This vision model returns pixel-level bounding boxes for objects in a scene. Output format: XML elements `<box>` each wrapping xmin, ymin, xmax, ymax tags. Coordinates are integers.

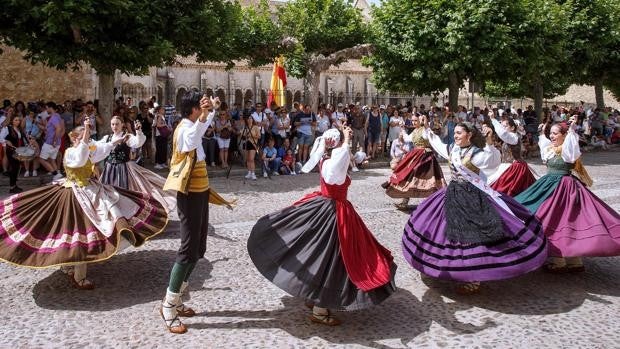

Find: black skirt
<box><xmin>247</xmin><ymin>196</ymin><xmax>397</xmax><ymax>311</ymax></box>
<box><xmin>100</xmin><ymin>162</ymin><xmax>129</xmax><ymax>189</ymax></box>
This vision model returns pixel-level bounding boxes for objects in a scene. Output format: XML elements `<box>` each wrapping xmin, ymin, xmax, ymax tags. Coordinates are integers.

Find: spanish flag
<box><xmin>267</xmin><ymin>56</ymin><xmax>287</xmax><ymax>108</ymax></box>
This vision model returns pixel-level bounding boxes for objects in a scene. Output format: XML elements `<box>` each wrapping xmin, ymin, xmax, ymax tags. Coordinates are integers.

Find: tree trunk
<box><xmin>533</xmin><ymin>80</ymin><xmax>544</xmax><ymax>122</ymax></box>
<box><xmin>98</xmin><ymin>72</ymin><xmax>114</xmax><ymax>135</ymax></box>
<box><xmin>448</xmin><ymin>72</ymin><xmax>459</xmax><ymax>112</ymax></box>
<box><xmin>594</xmin><ymin>81</ymin><xmax>605</xmax><ymax>108</ymax></box>
<box><xmin>306</xmin><ymin>69</ymin><xmax>321</xmax><ymax>112</ymax></box>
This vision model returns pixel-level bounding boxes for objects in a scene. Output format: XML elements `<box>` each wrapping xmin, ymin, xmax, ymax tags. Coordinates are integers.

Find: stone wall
<box><xmin>0</xmin><ymin>46</ymin><xmax>96</xmax><ymax>103</ymax></box>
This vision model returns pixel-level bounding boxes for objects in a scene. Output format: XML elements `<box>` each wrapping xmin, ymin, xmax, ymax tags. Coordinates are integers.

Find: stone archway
<box><xmin>176</xmin><ymin>87</ymin><xmax>188</xmax><ymax>109</ymax></box>
<box><xmin>285</xmin><ymin>90</ymin><xmax>293</xmax><ymax>110</ymax></box>
<box><xmin>234</xmin><ymin>89</ymin><xmax>243</xmax><ymax>107</ymax></box>
<box><xmin>244</xmin><ymin>89</ymin><xmax>254</xmax><ymax>104</ymax></box>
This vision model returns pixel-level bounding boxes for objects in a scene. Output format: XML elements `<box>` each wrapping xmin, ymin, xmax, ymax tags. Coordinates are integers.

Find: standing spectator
<box><xmin>21</xmin><ymin>110</ymin><xmax>41</xmax><ymax>177</ymax></box>
<box><xmin>75</xmin><ymin>101</ymin><xmax>103</xmax><ymax>140</ymax></box>
<box><xmin>38</xmin><ymin>102</ymin><xmax>64</xmax><ymax>180</ymax></box>
<box><xmin>0</xmin><ymin>115</ymin><xmax>28</xmax><ymax>193</ymax></box>
<box><xmin>350</xmin><ymin>105</ymin><xmax>368</xmax><ymax>158</ymax></box>
<box><xmin>251</xmin><ymin>102</ymin><xmax>269</xmax><ymax>147</ymax></box>
<box><xmin>214</xmin><ymin>109</ymin><xmax>232</xmax><ymax>168</ymax></box>
<box><xmin>444</xmin><ymin>113</ymin><xmax>456</xmax><ymax>145</ymax></box>
<box><xmin>202</xmin><ymin>122</ymin><xmax>218</xmax><ymax>167</ymax></box>
<box><xmin>261</xmin><ymin>137</ymin><xmax>281</xmax><ymax>177</ymax></box>
<box><xmin>153</xmin><ymin>106</ymin><xmax>171</xmax><ymax>169</ymax></box>
<box><xmin>331</xmin><ymin>103</ymin><xmax>347</xmax><ymax>130</ymax></box>
<box><xmin>388</xmin><ymin>109</ymin><xmax>404</xmax><ymax>145</ymax></box>
<box><xmin>294</xmin><ymin>104</ymin><xmax>317</xmax><ymax>165</ymax></box>
<box><xmin>315</xmin><ymin>107</ymin><xmax>331</xmax><ymax>137</ymax></box>
<box><xmin>242</xmin><ymin>116</ymin><xmax>261</xmax><ymax>180</ymax></box>
<box><xmin>136</xmin><ymin>102</ymin><xmax>154</xmax><ymax>164</ymax></box>
<box><xmin>61</xmin><ymin>100</ymin><xmax>75</xmax><ymax>131</ymax></box>
<box><xmin>164</xmin><ymin>100</ymin><xmax>176</xmax><ymax>127</ymax></box>
<box><xmin>367</xmin><ymin>106</ymin><xmax>382</xmax><ymax>159</ymax></box>
<box><xmin>273</xmin><ymin>107</ymin><xmax>290</xmax><ymax>147</ymax></box>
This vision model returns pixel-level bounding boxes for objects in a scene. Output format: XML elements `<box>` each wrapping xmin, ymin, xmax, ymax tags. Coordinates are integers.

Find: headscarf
<box><xmin>301</xmin><ymin>128</ymin><xmax>341</xmax><ymax>173</ymax></box>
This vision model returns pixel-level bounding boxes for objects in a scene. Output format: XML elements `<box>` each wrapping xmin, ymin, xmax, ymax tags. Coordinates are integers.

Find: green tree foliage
<box><xmin>276</xmin><ymin>0</ymin><xmax>370</xmax><ymax>110</ymax></box>
<box><xmin>482</xmin><ymin>0</ymin><xmax>571</xmax><ymax>117</ymax></box>
<box><xmin>0</xmin><ymin>0</ymin><xmax>282</xmax><ymax>128</ymax></box>
<box><xmin>562</xmin><ymin>0</ymin><xmax>620</xmax><ymax>107</ymax></box>
<box><xmin>369</xmin><ymin>0</ymin><xmax>519</xmax><ymax>110</ymax></box>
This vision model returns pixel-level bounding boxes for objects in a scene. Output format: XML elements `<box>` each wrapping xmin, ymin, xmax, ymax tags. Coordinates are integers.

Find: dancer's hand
<box><xmin>342</xmin><ymin>126</ymin><xmax>353</xmax><ymax>143</ymax></box>
<box><xmin>482</xmin><ymin>125</ymin><xmax>494</xmax><ymax>145</ymax></box>
<box><xmin>83</xmin><ymin>117</ymin><xmax>91</xmax><ymax>130</ymax></box>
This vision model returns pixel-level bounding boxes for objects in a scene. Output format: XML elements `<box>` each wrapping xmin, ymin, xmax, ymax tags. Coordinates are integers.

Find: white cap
<box><xmin>337</xmin><ymin>103</ymin><xmax>344</xmax><ymax>107</ymax></box>
<box><xmin>379</xmin><ymin>105</ymin><xmax>386</xmax><ymax>109</ymax></box>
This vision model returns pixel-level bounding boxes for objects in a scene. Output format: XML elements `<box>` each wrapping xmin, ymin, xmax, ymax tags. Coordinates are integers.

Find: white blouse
<box><xmin>321</xmin><ymin>144</ymin><xmax>350</xmax><ymax>185</ymax></box>
<box><xmin>491</xmin><ymin>119</ymin><xmax>519</xmax><ymax>145</ymax></box>
<box><xmin>425</xmin><ymin>128</ymin><xmax>500</xmax><ymax>179</ymax></box>
<box><xmin>175</xmin><ymin>112</ymin><xmax>215</xmax><ymax>161</ymax></box>
<box><xmin>64</xmin><ymin>140</ymin><xmax>115</xmax><ymax>168</ymax></box>
<box><xmin>538</xmin><ymin>126</ymin><xmax>581</xmax><ymax>163</ymax></box>
<box><xmin>99</xmin><ymin>130</ymin><xmax>146</xmax><ymax>149</ymax></box>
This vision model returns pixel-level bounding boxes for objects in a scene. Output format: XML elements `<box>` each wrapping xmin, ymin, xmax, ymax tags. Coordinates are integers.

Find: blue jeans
<box><xmin>297</xmin><ymin>132</ymin><xmax>314</xmax><ymax>145</ymax></box>
<box><xmin>263</xmin><ymin>157</ymin><xmax>282</xmax><ymax>174</ymax></box>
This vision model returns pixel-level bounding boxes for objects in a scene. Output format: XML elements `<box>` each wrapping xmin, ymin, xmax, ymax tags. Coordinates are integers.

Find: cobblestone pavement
<box><xmin>0</xmin><ymin>149</ymin><xmax>619</xmax><ymax>348</ymax></box>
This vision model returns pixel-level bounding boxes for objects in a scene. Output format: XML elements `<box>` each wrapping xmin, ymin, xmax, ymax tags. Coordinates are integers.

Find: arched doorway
<box><xmin>216</xmin><ymin>88</ymin><xmax>226</xmax><ymax>106</ymax></box>
<box><xmin>293</xmin><ymin>91</ymin><xmax>302</xmax><ymax>103</ymax></box>
<box><xmin>234</xmin><ymin>89</ymin><xmax>243</xmax><ymax>107</ymax></box>
<box><xmin>244</xmin><ymin>89</ymin><xmax>254</xmax><ymax>105</ymax></box>
<box><xmin>176</xmin><ymin>87</ymin><xmax>188</xmax><ymax>109</ymax></box>
<box><xmin>205</xmin><ymin>88</ymin><xmax>214</xmax><ymax>98</ymax></box>
<box><xmin>286</xmin><ymin>90</ymin><xmax>293</xmax><ymax>110</ymax></box>
<box><xmin>337</xmin><ymin>92</ymin><xmax>344</xmax><ymax>105</ymax></box>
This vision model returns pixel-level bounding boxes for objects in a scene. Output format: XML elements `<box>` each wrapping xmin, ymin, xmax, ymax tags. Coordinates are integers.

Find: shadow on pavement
<box><xmin>190</xmin><ymin>289</ymin><xmax>496</xmax><ymax>348</ymax></box>
<box><xmin>152</xmin><ymin>222</ymin><xmax>238</xmax><ymax>243</ymax></box>
<box><xmin>420</xmin><ymin>257</ymin><xmax>620</xmax><ymax>315</ymax></box>
<box><xmin>32</xmin><ymin>250</ymin><xmax>228</xmax><ymax>311</ymax></box>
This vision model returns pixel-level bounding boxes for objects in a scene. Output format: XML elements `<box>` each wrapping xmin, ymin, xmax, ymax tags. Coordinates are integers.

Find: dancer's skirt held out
<box><xmin>515</xmin><ymin>174</ymin><xmax>620</xmax><ymax>257</ymax></box>
<box><xmin>101</xmin><ymin>161</ymin><xmax>176</xmax><ymax>214</ymax></box>
<box><xmin>0</xmin><ymin>182</ymin><xmax>168</xmax><ymax>268</ymax></box>
<box><xmin>385</xmin><ymin>148</ymin><xmax>445</xmax><ymax>199</ymax></box>
<box><xmin>489</xmin><ymin>160</ymin><xmax>537</xmax><ymax>197</ymax></box>
<box><xmin>248</xmin><ymin>181</ymin><xmax>396</xmax><ymax>311</ymax></box>
<box><xmin>402</xmin><ymin>180</ymin><xmax>547</xmax><ymax>282</ymax></box>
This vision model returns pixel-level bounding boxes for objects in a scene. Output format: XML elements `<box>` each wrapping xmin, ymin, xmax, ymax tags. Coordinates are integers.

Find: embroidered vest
<box><xmin>64</xmin><ymin>159</ymin><xmax>94</xmax><ymax>187</ymax></box>
<box><xmin>163</xmin><ymin>122</ymin><xmax>209</xmax><ymax>193</ymax></box>
<box><xmin>448</xmin><ymin>145</ymin><xmax>482</xmax><ymax>181</ymax></box>
<box><xmin>105</xmin><ymin>134</ymin><xmax>131</xmax><ymax>164</ymax></box>
<box><xmin>411</xmin><ymin>127</ymin><xmax>431</xmax><ymax>149</ymax></box>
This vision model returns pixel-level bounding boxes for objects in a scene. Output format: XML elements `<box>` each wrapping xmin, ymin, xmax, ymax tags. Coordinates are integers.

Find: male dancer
<box><xmin>160</xmin><ymin>90</ymin><xmax>234</xmax><ymax>334</ymax></box>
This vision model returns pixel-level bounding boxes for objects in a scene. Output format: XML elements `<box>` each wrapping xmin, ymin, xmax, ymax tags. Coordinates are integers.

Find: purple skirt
<box><xmin>402</xmin><ymin>184</ymin><xmax>548</xmax><ymax>282</ymax></box>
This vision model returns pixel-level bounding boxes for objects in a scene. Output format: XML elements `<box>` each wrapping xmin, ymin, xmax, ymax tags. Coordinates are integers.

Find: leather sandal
<box><xmin>160</xmin><ymin>305</ymin><xmax>187</xmax><ymax>334</ymax></box>
<box><xmin>69</xmin><ymin>275</ymin><xmax>95</xmax><ymax>290</ymax></box>
<box><xmin>309</xmin><ymin>311</ymin><xmax>341</xmax><ymax>326</ymax></box>
<box><xmin>455</xmin><ymin>282</ymin><xmax>480</xmax><ymax>295</ymax></box>
<box><xmin>543</xmin><ymin>263</ymin><xmax>569</xmax><ymax>274</ymax></box>
<box><xmin>566</xmin><ymin>265</ymin><xmax>585</xmax><ymax>273</ymax></box>
<box><xmin>304</xmin><ymin>301</ymin><xmax>314</xmax><ymax>310</ymax></box>
<box><xmin>176</xmin><ymin>303</ymin><xmax>196</xmax><ymax>317</ymax></box>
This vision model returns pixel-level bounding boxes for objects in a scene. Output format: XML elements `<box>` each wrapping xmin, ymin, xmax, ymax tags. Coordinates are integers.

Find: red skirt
<box><xmin>385</xmin><ymin>148</ymin><xmax>445</xmax><ymax>198</ymax></box>
<box><xmin>491</xmin><ymin>161</ymin><xmax>536</xmax><ymax>197</ymax></box>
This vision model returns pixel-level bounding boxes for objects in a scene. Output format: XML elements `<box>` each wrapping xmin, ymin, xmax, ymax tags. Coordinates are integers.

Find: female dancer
<box><xmin>487</xmin><ymin>117</ymin><xmax>537</xmax><ymax>196</ymax></box>
<box><xmin>248</xmin><ymin>127</ymin><xmax>396</xmax><ymax>326</ymax></box>
<box><xmin>99</xmin><ymin>116</ymin><xmax>175</xmax><ymax>214</ymax></box>
<box><xmin>515</xmin><ymin>117</ymin><xmax>620</xmax><ymax>272</ymax></box>
<box><xmin>383</xmin><ymin>114</ymin><xmax>445</xmax><ymax>209</ymax></box>
<box><xmin>401</xmin><ymin>119</ymin><xmax>547</xmax><ymax>294</ymax></box>
<box><xmin>0</xmin><ymin>118</ymin><xmax>168</xmax><ymax>289</ymax></box>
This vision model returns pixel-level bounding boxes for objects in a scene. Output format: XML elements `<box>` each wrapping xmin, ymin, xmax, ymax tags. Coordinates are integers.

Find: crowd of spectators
<box><xmin>1</xmin><ymin>95</ymin><xmax>618</xmax><ymax>189</ymax></box>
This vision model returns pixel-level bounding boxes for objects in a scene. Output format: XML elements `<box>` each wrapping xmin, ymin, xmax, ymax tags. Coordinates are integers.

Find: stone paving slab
<box><xmin>0</xmin><ymin>149</ymin><xmax>619</xmax><ymax>348</ymax></box>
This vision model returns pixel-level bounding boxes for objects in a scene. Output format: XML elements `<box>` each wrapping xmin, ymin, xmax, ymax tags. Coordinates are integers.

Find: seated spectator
<box><xmin>590</xmin><ymin>134</ymin><xmax>608</xmax><ymax>150</ymax></box>
<box><xmin>262</xmin><ymin>138</ymin><xmax>280</xmax><ymax>177</ymax></box>
<box><xmin>280</xmin><ymin>149</ymin><xmax>296</xmax><ymax>175</ymax></box>
<box><xmin>389</xmin><ymin>131</ymin><xmax>412</xmax><ymax>170</ymax></box>
<box><xmin>352</xmin><ymin>148</ymin><xmax>369</xmax><ymax>171</ymax></box>
<box><xmin>611</xmin><ymin>126</ymin><xmax>620</xmax><ymax>144</ymax></box>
